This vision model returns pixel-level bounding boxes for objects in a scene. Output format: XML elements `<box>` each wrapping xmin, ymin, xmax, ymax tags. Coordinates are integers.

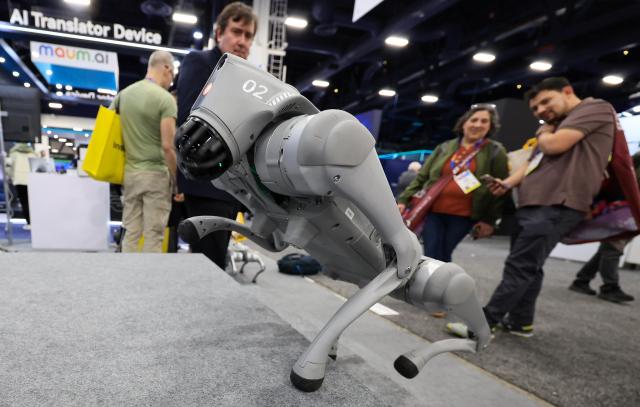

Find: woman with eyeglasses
<box><xmin>397</xmin><ymin>105</ymin><xmax>509</xmax><ymax>263</ymax></box>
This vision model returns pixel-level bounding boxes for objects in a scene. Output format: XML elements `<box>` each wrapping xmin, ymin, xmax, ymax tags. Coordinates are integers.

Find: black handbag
<box><xmin>277</xmin><ymin>253</ymin><xmax>322</xmax><ymax>275</ymax></box>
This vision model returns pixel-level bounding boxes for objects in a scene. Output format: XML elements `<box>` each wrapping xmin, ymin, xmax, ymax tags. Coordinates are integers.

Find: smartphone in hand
<box><xmin>480</xmin><ymin>174</ymin><xmax>496</xmax><ymax>184</ymax></box>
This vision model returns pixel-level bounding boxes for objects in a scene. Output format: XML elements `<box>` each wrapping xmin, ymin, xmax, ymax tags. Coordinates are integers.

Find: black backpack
<box><xmin>277</xmin><ymin>253</ymin><xmax>322</xmax><ymax>275</ymax></box>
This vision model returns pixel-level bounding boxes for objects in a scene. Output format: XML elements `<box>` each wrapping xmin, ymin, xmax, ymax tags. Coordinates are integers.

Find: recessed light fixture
<box><xmin>49</xmin><ymin>102</ymin><xmax>63</xmax><ymax>109</ymax></box>
<box><xmin>45</xmin><ymin>69</ymin><xmax>53</xmax><ymax>75</ymax></box>
<box><xmin>623</xmin><ymin>50</ymin><xmax>629</xmax><ymax>56</ymax></box>
<box><xmin>56</xmin><ymin>83</ymin><xmax>62</xmax><ymax>89</ymax></box>
<box><xmin>385</xmin><ymin>36</ymin><xmax>409</xmax><ymax>47</ymax></box>
<box><xmin>23</xmin><ymin>82</ymin><xmax>31</xmax><ymax>88</ymax></box>
<box><xmin>65</xmin><ymin>85</ymin><xmax>73</xmax><ymax>90</ymax></box>
<box><xmin>58</xmin><ymin>138</ymin><xmax>68</xmax><ymax>142</ymax></box>
<box><xmin>65</xmin><ymin>142</ymin><xmax>74</xmax><ymax>146</ymax></box>
<box><xmin>516</xmin><ymin>84</ymin><xmax>522</xmax><ymax>89</ymax></box>
<box><xmin>379</xmin><ymin>89</ymin><xmax>396</xmax><ymax>97</ymax></box>
<box><xmin>473</xmin><ymin>52</ymin><xmax>496</xmax><ymax>63</ymax></box>
<box><xmin>530</xmin><ymin>61</ymin><xmax>552</xmax><ymax>71</ymax></box>
<box><xmin>51</xmin><ymin>149</ymin><xmax>59</xmax><ymax>153</ymax></box>
<box><xmin>12</xmin><ymin>71</ymin><xmax>19</xmax><ymax>77</ymax></box>
<box><xmin>56</xmin><ymin>91</ymin><xmax>63</xmax><ymax>96</ymax></box>
<box><xmin>64</xmin><ymin>0</ymin><xmax>91</xmax><ymax>5</ymax></box>
<box><xmin>421</xmin><ymin>94</ymin><xmax>438</xmax><ymax>103</ymax></box>
<box><xmin>602</xmin><ymin>75</ymin><xmax>623</xmax><ymax>85</ymax></box>
<box><xmin>193</xmin><ymin>31</ymin><xmax>203</xmax><ymax>40</ymax></box>
<box><xmin>312</xmin><ymin>79</ymin><xmax>330</xmax><ymax>88</ymax></box>
<box><xmin>285</xmin><ymin>17</ymin><xmax>308</xmax><ymax>29</ymax></box>
<box><xmin>172</xmin><ymin>12</ymin><xmax>198</xmax><ymax>24</ymax></box>
<box><xmin>0</xmin><ymin>57</ymin><xmax>5</xmax><ymax>63</ymax></box>
<box><xmin>333</xmin><ymin>88</ymin><xmax>339</xmax><ymax>94</ymax></box>
<box><xmin>46</xmin><ymin>130</ymin><xmax>52</xmax><ymax>135</ymax></box>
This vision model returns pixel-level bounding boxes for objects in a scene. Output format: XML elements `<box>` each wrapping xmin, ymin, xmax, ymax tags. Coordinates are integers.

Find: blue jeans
<box><xmin>422</xmin><ymin>212</ymin><xmax>475</xmax><ymax>262</ymax></box>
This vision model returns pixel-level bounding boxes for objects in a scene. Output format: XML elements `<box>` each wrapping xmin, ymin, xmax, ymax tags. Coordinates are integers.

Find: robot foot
<box><xmin>393</xmin><ymin>355</ymin><xmax>419</xmax><ymax>379</ymax></box>
<box><xmin>290</xmin><ymin>369</ymin><xmax>324</xmax><ymax>392</ymax></box>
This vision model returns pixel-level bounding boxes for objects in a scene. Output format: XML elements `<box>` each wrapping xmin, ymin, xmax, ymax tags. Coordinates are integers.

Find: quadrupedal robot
<box><xmin>175</xmin><ymin>53</ymin><xmax>491</xmax><ymax>392</ymax></box>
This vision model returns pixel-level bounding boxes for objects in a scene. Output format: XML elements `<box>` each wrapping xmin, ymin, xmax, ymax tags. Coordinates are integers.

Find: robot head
<box><xmin>175</xmin><ymin>53</ymin><xmax>318</xmax><ymax>180</ymax></box>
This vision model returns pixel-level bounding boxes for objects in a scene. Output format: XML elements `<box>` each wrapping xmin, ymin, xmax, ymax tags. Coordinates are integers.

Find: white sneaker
<box><xmin>22</xmin><ymin>224</ymin><xmax>31</xmax><ymax>230</ymax></box>
<box><xmin>445</xmin><ymin>322</ymin><xmax>470</xmax><ymax>338</ymax></box>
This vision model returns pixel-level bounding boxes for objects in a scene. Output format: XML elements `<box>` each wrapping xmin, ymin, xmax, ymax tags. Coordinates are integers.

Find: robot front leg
<box><xmin>290</xmin><ymin>265</ymin><xmax>409</xmax><ymax>392</ymax></box>
<box><xmin>393</xmin><ymin>258</ymin><xmax>491</xmax><ymax>378</ymax></box>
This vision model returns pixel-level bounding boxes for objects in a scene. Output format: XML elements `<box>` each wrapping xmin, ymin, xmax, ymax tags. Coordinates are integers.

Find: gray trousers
<box><xmin>575</xmin><ymin>240</ymin><xmax>626</xmax><ymax>288</ymax></box>
<box><xmin>484</xmin><ymin>205</ymin><xmax>585</xmax><ymax>326</ymax></box>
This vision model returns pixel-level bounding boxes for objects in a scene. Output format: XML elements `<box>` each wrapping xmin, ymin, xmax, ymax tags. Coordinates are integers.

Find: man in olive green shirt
<box><xmin>112</xmin><ymin>50</ymin><xmax>177</xmax><ymax>252</ymax></box>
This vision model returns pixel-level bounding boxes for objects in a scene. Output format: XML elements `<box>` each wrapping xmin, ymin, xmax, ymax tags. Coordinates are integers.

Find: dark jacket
<box><xmin>397</xmin><ymin>138</ymin><xmax>509</xmax><ymax>225</ymax></box>
<box><xmin>176</xmin><ymin>47</ymin><xmax>236</xmax><ymax>202</ymax></box>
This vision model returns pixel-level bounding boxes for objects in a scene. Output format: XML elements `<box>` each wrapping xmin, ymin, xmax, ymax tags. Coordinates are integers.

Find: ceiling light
<box><xmin>97</xmin><ymin>88</ymin><xmax>117</xmax><ymax>95</ymax></box>
<box><xmin>45</xmin><ymin>69</ymin><xmax>53</xmax><ymax>75</ymax></box>
<box><xmin>12</xmin><ymin>71</ymin><xmax>19</xmax><ymax>77</ymax></box>
<box><xmin>333</xmin><ymin>88</ymin><xmax>339</xmax><ymax>93</ymax></box>
<box><xmin>56</xmin><ymin>83</ymin><xmax>62</xmax><ymax>89</ymax></box>
<box><xmin>385</xmin><ymin>36</ymin><xmax>409</xmax><ymax>47</ymax></box>
<box><xmin>312</xmin><ymin>79</ymin><xmax>329</xmax><ymax>88</ymax></box>
<box><xmin>46</xmin><ymin>130</ymin><xmax>52</xmax><ymax>135</ymax></box>
<box><xmin>65</xmin><ymin>142</ymin><xmax>74</xmax><ymax>146</ymax></box>
<box><xmin>49</xmin><ymin>102</ymin><xmax>63</xmax><ymax>109</ymax></box>
<box><xmin>23</xmin><ymin>82</ymin><xmax>31</xmax><ymax>88</ymax></box>
<box><xmin>602</xmin><ymin>75</ymin><xmax>623</xmax><ymax>86</ymax></box>
<box><xmin>64</xmin><ymin>0</ymin><xmax>91</xmax><ymax>5</ymax></box>
<box><xmin>51</xmin><ymin>149</ymin><xmax>59</xmax><ymax>153</ymax></box>
<box><xmin>285</xmin><ymin>17</ymin><xmax>308</xmax><ymax>29</ymax></box>
<box><xmin>0</xmin><ymin>57</ymin><xmax>5</xmax><ymax>63</ymax></box>
<box><xmin>539</xmin><ymin>120</ymin><xmax>545</xmax><ymax>124</ymax></box>
<box><xmin>65</xmin><ymin>85</ymin><xmax>73</xmax><ymax>90</ymax></box>
<box><xmin>516</xmin><ymin>84</ymin><xmax>522</xmax><ymax>89</ymax></box>
<box><xmin>473</xmin><ymin>52</ymin><xmax>496</xmax><ymax>63</ymax></box>
<box><xmin>172</xmin><ymin>12</ymin><xmax>198</xmax><ymax>25</ymax></box>
<box><xmin>379</xmin><ymin>89</ymin><xmax>396</xmax><ymax>97</ymax></box>
<box><xmin>633</xmin><ymin>105</ymin><xmax>640</xmax><ymax>113</ymax></box>
<box><xmin>193</xmin><ymin>31</ymin><xmax>203</xmax><ymax>40</ymax></box>
<box><xmin>421</xmin><ymin>94</ymin><xmax>438</xmax><ymax>103</ymax></box>
<box><xmin>530</xmin><ymin>61</ymin><xmax>552</xmax><ymax>71</ymax></box>
<box><xmin>56</xmin><ymin>91</ymin><xmax>63</xmax><ymax>96</ymax></box>
<box><xmin>53</xmin><ymin>135</ymin><xmax>58</xmax><ymax>138</ymax></box>
<box><xmin>623</xmin><ymin>50</ymin><xmax>629</xmax><ymax>56</ymax></box>
<box><xmin>58</xmin><ymin>138</ymin><xmax>68</xmax><ymax>142</ymax></box>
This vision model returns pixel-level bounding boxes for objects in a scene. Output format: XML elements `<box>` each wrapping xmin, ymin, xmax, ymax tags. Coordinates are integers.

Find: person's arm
<box><xmin>397</xmin><ymin>144</ymin><xmax>443</xmax><ymax>207</ymax></box>
<box><xmin>161</xmin><ymin>116</ymin><xmax>177</xmax><ymax>184</ymax></box>
<box><xmin>487</xmin><ymin>161</ymin><xmax>528</xmax><ymax>196</ymax></box>
<box><xmin>536</xmin><ymin>123</ymin><xmax>585</xmax><ymax>155</ymax></box>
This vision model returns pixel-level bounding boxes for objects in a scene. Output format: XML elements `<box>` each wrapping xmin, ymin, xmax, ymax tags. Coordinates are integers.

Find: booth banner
<box><xmin>30</xmin><ymin>41</ymin><xmax>119</xmax><ymax>92</ymax></box>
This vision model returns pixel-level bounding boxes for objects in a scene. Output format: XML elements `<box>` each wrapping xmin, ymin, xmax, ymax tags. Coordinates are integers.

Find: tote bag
<box><xmin>562</xmin><ymin>111</ymin><xmax>640</xmax><ymax>244</ymax></box>
<box><xmin>82</xmin><ymin>105</ymin><xmax>125</xmax><ymax>184</ymax></box>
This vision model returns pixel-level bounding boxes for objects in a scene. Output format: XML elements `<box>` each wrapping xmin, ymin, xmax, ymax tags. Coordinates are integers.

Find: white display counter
<box><xmin>28</xmin><ymin>172</ymin><xmax>110</xmax><ymax>251</ymax></box>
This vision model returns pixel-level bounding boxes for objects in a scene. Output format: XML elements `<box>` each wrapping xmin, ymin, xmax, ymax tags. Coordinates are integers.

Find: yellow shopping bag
<box><xmin>82</xmin><ymin>105</ymin><xmax>125</xmax><ymax>184</ymax></box>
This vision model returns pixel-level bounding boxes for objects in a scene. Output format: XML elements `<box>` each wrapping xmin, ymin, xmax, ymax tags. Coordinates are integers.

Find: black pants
<box><xmin>575</xmin><ymin>241</ymin><xmax>624</xmax><ymax>288</ymax></box>
<box><xmin>484</xmin><ymin>206</ymin><xmax>584</xmax><ymax>326</ymax></box>
<box><xmin>184</xmin><ymin>194</ymin><xmax>239</xmax><ymax>269</ymax></box>
<box><xmin>15</xmin><ymin>185</ymin><xmax>30</xmax><ymax>224</ymax></box>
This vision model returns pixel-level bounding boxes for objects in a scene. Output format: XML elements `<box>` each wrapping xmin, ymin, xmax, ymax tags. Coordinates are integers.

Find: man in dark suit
<box><xmin>176</xmin><ymin>2</ymin><xmax>258</xmax><ymax>268</ymax></box>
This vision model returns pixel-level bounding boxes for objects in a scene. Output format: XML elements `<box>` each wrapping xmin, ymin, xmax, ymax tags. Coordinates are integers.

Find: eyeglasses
<box><xmin>470</xmin><ymin>103</ymin><xmax>497</xmax><ymax>111</ymax></box>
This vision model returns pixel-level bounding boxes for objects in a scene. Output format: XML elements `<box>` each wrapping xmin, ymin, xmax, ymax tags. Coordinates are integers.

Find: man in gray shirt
<box><xmin>480</xmin><ymin>77</ymin><xmax>615</xmax><ymax>337</ymax></box>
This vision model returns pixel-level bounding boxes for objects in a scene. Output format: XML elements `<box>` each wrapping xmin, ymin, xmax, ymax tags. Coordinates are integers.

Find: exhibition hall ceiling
<box><xmin>0</xmin><ymin>0</ymin><xmax>639</xmax><ymax>150</ymax></box>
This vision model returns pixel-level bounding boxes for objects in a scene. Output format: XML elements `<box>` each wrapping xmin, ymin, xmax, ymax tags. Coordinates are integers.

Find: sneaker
<box><xmin>445</xmin><ymin>322</ymin><xmax>497</xmax><ymax>339</ymax></box>
<box><xmin>502</xmin><ymin>320</ymin><xmax>534</xmax><ymax>338</ymax></box>
<box><xmin>569</xmin><ymin>281</ymin><xmax>596</xmax><ymax>296</ymax></box>
<box><xmin>598</xmin><ymin>287</ymin><xmax>634</xmax><ymax>303</ymax></box>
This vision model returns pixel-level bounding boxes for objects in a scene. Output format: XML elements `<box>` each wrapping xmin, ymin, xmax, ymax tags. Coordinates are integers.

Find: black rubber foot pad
<box><xmin>290</xmin><ymin>369</ymin><xmax>324</xmax><ymax>392</ymax></box>
<box><xmin>394</xmin><ymin>355</ymin><xmax>419</xmax><ymax>379</ymax></box>
<box><xmin>177</xmin><ymin>220</ymin><xmax>199</xmax><ymax>244</ymax></box>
